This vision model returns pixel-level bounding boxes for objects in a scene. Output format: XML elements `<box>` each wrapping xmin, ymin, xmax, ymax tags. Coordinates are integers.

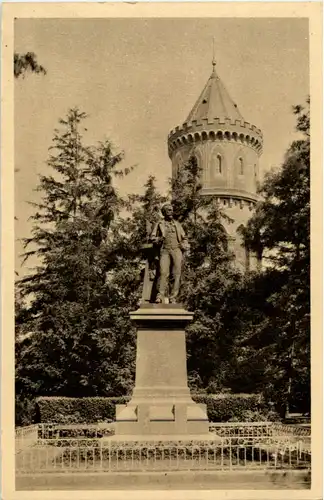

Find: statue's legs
<box><xmin>169</xmin><ymin>248</ymin><xmax>183</xmax><ymax>303</ymax></box>
<box><xmin>157</xmin><ymin>250</ymin><xmax>170</xmax><ymax>302</ymax></box>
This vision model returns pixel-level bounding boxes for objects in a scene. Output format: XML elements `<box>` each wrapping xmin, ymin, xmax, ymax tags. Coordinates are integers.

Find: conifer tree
<box><xmin>16</xmin><ymin>108</ymin><xmax>135</xmax><ymax>407</ymax></box>
<box><xmin>14</xmin><ymin>52</ymin><xmax>46</xmax><ymax>78</ymax></box>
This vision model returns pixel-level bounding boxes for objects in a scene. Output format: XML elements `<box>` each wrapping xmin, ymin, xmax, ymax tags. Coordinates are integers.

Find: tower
<box><xmin>167</xmin><ymin>61</ymin><xmax>263</xmax><ymax>271</ymax></box>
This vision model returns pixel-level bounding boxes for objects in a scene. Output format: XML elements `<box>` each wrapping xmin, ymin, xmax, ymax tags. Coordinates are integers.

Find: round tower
<box><xmin>167</xmin><ymin>62</ymin><xmax>263</xmax><ymax>271</ymax></box>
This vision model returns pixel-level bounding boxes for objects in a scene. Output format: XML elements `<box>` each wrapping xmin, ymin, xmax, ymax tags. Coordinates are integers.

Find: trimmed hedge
<box><xmin>192</xmin><ymin>393</ymin><xmax>268</xmax><ymax>422</ymax></box>
<box><xmin>36</xmin><ymin>396</ymin><xmax>131</xmax><ymax>424</ymax></box>
<box><xmin>36</xmin><ymin>393</ymin><xmax>274</xmax><ymax>424</ymax></box>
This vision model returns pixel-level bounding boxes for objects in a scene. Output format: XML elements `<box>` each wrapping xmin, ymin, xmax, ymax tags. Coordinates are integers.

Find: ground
<box><xmin>16</xmin><ymin>470</ymin><xmax>311</xmax><ymax>490</ymax></box>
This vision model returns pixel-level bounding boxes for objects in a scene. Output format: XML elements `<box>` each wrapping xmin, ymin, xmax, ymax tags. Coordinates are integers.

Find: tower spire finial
<box><xmin>212</xmin><ymin>36</ymin><xmax>216</xmax><ymax>73</ymax></box>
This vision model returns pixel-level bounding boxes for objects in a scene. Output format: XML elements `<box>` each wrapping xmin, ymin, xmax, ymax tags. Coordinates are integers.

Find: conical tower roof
<box><xmin>168</xmin><ymin>61</ymin><xmax>263</xmax><ymax>160</ymax></box>
<box><xmin>186</xmin><ymin>63</ymin><xmax>244</xmax><ymax>123</ymax></box>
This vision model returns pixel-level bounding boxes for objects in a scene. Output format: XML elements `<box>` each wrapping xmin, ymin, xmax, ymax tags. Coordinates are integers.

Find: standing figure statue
<box><xmin>150</xmin><ymin>204</ymin><xmax>189</xmax><ymax>304</ymax></box>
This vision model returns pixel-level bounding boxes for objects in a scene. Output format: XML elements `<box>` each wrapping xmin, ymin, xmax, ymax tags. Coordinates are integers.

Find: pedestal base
<box><xmin>116</xmin><ymin>401</ymin><xmax>209</xmax><ymax>436</ymax></box>
<box><xmin>115</xmin><ymin>305</ymin><xmax>210</xmax><ymax>437</ymax></box>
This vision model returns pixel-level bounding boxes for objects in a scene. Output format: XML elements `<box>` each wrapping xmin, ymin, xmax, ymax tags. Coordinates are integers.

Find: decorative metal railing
<box><xmin>15</xmin><ymin>422</ymin><xmax>311</xmax><ymax>474</ymax></box>
<box><xmin>15</xmin><ymin>424</ymin><xmax>39</xmax><ymax>453</ymax></box>
<box><xmin>16</xmin><ymin>437</ymin><xmax>311</xmax><ymax>473</ymax></box>
<box><xmin>37</xmin><ymin>422</ymin><xmax>115</xmax><ymax>442</ymax></box>
<box><xmin>209</xmin><ymin>422</ymin><xmax>272</xmax><ymax>437</ymax></box>
<box><xmin>209</xmin><ymin>422</ymin><xmax>311</xmax><ymax>437</ymax></box>
<box><xmin>270</xmin><ymin>423</ymin><xmax>311</xmax><ymax>437</ymax></box>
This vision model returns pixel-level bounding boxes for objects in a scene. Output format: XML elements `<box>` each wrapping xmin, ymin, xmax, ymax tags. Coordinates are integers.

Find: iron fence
<box><xmin>15</xmin><ymin>421</ymin><xmax>311</xmax><ymax>474</ymax></box>
<box><xmin>209</xmin><ymin>422</ymin><xmax>272</xmax><ymax>437</ymax></box>
<box><xmin>209</xmin><ymin>422</ymin><xmax>311</xmax><ymax>438</ymax></box>
<box><xmin>37</xmin><ymin>422</ymin><xmax>115</xmax><ymax>442</ymax></box>
<box><xmin>270</xmin><ymin>423</ymin><xmax>311</xmax><ymax>437</ymax></box>
<box><xmin>16</xmin><ymin>436</ymin><xmax>311</xmax><ymax>474</ymax></box>
<box><xmin>35</xmin><ymin>422</ymin><xmax>310</xmax><ymax>440</ymax></box>
<box><xmin>15</xmin><ymin>424</ymin><xmax>39</xmax><ymax>453</ymax></box>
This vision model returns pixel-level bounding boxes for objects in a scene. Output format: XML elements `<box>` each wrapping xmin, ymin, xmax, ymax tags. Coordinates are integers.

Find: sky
<box><xmin>14</xmin><ymin>17</ymin><xmax>309</xmax><ymax>275</ymax></box>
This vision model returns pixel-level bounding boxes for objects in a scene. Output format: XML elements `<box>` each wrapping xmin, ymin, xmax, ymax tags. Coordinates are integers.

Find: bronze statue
<box><xmin>150</xmin><ymin>204</ymin><xmax>189</xmax><ymax>304</ymax></box>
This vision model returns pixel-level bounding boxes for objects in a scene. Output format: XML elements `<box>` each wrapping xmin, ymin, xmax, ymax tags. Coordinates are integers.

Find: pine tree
<box><xmin>16</xmin><ymin>108</ymin><xmax>135</xmax><ymax>406</ymax></box>
<box><xmin>14</xmin><ymin>52</ymin><xmax>46</xmax><ymax>78</ymax></box>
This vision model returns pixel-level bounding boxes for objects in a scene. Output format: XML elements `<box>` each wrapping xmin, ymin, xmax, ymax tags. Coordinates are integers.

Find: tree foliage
<box><xmin>170</xmin><ymin>156</ymin><xmax>243</xmax><ymax>391</ymax></box>
<box><xmin>16</xmin><ymin>99</ymin><xmax>311</xmax><ymax>424</ymax></box>
<box><xmin>16</xmin><ymin>109</ymin><xmax>136</xmax><ymax>418</ymax></box>
<box><xmin>230</xmin><ymin>98</ymin><xmax>310</xmax><ymax>415</ymax></box>
<box><xmin>14</xmin><ymin>52</ymin><xmax>46</xmax><ymax>79</ymax></box>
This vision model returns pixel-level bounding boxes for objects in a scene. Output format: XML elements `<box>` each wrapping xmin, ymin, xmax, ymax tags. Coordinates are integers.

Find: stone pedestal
<box><xmin>115</xmin><ymin>304</ymin><xmax>209</xmax><ymax>437</ymax></box>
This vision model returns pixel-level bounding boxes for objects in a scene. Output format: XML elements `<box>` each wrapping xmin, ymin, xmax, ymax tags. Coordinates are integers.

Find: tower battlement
<box><xmin>168</xmin><ymin>118</ymin><xmax>263</xmax><ymax>157</ymax></box>
<box><xmin>169</xmin><ymin>117</ymin><xmax>263</xmax><ymax>138</ymax></box>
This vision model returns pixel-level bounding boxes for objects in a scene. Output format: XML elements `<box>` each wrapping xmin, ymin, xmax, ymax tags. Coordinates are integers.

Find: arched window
<box><xmin>210</xmin><ymin>149</ymin><xmax>224</xmax><ymax>183</ymax></box>
<box><xmin>239</xmin><ymin>157</ymin><xmax>244</xmax><ymax>175</ymax></box>
<box><xmin>216</xmin><ymin>154</ymin><xmax>222</xmax><ymax>174</ymax></box>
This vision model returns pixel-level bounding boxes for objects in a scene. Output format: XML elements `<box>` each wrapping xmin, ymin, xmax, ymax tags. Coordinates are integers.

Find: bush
<box><xmin>192</xmin><ymin>393</ymin><xmax>274</xmax><ymax>422</ymax></box>
<box><xmin>36</xmin><ymin>396</ymin><xmax>131</xmax><ymax>424</ymax></box>
<box><xmin>36</xmin><ymin>393</ymin><xmax>275</xmax><ymax>424</ymax></box>
<box><xmin>15</xmin><ymin>395</ymin><xmax>36</xmax><ymax>426</ymax></box>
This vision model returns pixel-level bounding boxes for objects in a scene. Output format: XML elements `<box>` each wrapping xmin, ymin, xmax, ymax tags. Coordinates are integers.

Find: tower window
<box><xmin>239</xmin><ymin>157</ymin><xmax>244</xmax><ymax>175</ymax></box>
<box><xmin>217</xmin><ymin>154</ymin><xmax>222</xmax><ymax>174</ymax></box>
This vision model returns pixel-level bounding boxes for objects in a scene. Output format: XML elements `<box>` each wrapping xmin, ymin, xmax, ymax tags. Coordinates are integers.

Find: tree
<box><xmin>14</xmin><ymin>52</ymin><xmax>46</xmax><ymax>79</ymax></box>
<box><xmin>230</xmin><ymin>98</ymin><xmax>310</xmax><ymax>415</ymax></box>
<box><xmin>171</xmin><ymin>155</ymin><xmax>243</xmax><ymax>391</ymax></box>
<box><xmin>121</xmin><ymin>175</ymin><xmax>168</xmax><ymax>258</ymax></box>
<box><xmin>16</xmin><ymin>108</ymin><xmax>135</xmax><ymax>412</ymax></box>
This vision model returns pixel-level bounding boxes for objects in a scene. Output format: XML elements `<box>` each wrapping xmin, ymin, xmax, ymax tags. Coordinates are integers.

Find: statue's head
<box><xmin>161</xmin><ymin>204</ymin><xmax>173</xmax><ymax>220</ymax></box>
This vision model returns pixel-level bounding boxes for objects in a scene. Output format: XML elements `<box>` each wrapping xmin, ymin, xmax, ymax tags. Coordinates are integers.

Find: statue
<box><xmin>150</xmin><ymin>204</ymin><xmax>189</xmax><ymax>304</ymax></box>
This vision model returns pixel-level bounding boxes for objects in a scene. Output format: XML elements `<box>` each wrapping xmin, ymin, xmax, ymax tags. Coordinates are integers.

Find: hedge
<box><xmin>36</xmin><ymin>393</ymin><xmax>274</xmax><ymax>424</ymax></box>
<box><xmin>36</xmin><ymin>396</ymin><xmax>130</xmax><ymax>424</ymax></box>
<box><xmin>192</xmin><ymin>393</ymin><xmax>277</xmax><ymax>422</ymax></box>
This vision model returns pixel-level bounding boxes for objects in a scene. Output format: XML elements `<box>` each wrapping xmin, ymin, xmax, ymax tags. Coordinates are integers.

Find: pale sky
<box><xmin>14</xmin><ymin>18</ymin><xmax>309</xmax><ymax>276</ymax></box>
